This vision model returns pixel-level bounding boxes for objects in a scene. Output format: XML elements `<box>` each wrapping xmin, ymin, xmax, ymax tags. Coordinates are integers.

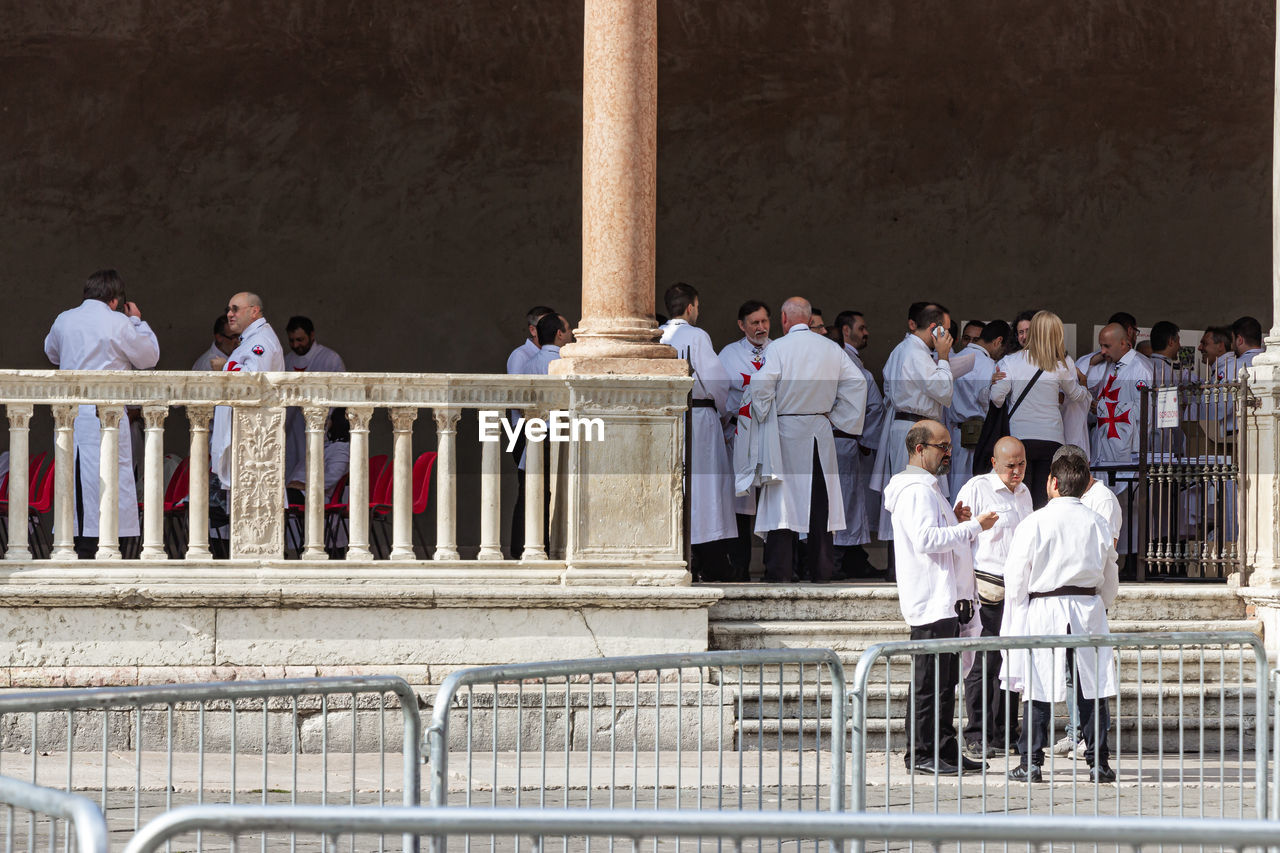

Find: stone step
<box><xmin>708</xmin><ymin>584</ymin><xmax>1250</xmax><ymax>624</ymax></box>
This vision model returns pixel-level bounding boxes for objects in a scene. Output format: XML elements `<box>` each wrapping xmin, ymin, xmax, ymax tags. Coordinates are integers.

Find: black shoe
<box><xmin>908</xmin><ymin>757</ymin><xmax>958</xmax><ymax>776</ymax></box>
<box><xmin>1008</xmin><ymin>764</ymin><xmax>1042</xmax><ymax>783</ymax></box>
<box><xmin>1089</xmin><ymin>765</ymin><xmax>1116</xmax><ymax>783</ymax></box>
<box><xmin>964</xmin><ymin>741</ymin><xmax>1000</xmax><ymax>760</ymax></box>
<box><xmin>958</xmin><ymin>754</ymin><xmax>987</xmax><ymax>773</ymax></box>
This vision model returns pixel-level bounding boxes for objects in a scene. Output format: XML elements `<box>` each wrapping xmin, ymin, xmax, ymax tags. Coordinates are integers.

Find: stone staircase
<box><xmin>708</xmin><ymin>583</ymin><xmax>1267</xmax><ymax>751</ymax></box>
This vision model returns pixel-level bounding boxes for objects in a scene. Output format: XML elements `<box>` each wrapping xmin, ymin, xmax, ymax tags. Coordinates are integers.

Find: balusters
<box><xmin>389</xmin><ymin>408</ymin><xmax>417</xmax><ymax>561</ymax></box>
<box><xmin>96</xmin><ymin>408</ymin><xmax>122</xmax><ymax>560</ymax></box>
<box><xmin>432</xmin><ymin>408</ymin><xmax>460</xmax><ymax>560</ymax></box>
<box><xmin>186</xmin><ymin>406</ymin><xmax>213</xmax><ymax>560</ymax></box>
<box><xmin>139</xmin><ymin>406</ymin><xmax>168</xmax><ymax>560</ymax></box>
<box><xmin>5</xmin><ymin>404</ymin><xmax>33</xmax><ymax>561</ymax></box>
<box><xmin>347</xmin><ymin>407</ymin><xmax>374</xmax><ymax>561</ymax></box>
<box><xmin>478</xmin><ymin>437</ymin><xmax>502</xmax><ymax>561</ymax></box>
<box><xmin>303</xmin><ymin>407</ymin><xmax>327</xmax><ymax>560</ymax></box>
<box><xmin>51</xmin><ymin>405</ymin><xmax>77</xmax><ymax>560</ymax></box>
<box><xmin>522</xmin><ymin>407</ymin><xmax>547</xmax><ymax>561</ymax></box>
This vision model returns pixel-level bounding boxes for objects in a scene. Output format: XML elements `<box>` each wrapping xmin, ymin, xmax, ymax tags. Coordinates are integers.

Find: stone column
<box><xmin>432</xmin><ymin>408</ymin><xmax>460</xmax><ymax>561</ymax></box>
<box><xmin>186</xmin><ymin>406</ymin><xmax>213</xmax><ymax>560</ymax></box>
<box><xmin>302</xmin><ymin>407</ymin><xmax>328</xmax><ymax>560</ymax></box>
<box><xmin>96</xmin><ymin>407</ymin><xmax>122</xmax><ymax>560</ymax></box>
<box><xmin>5</xmin><ymin>404</ymin><xmax>32</xmax><ymax>562</ymax></box>
<box><xmin>139</xmin><ymin>406</ymin><xmax>168</xmax><ymax>560</ymax></box>
<box><xmin>478</xmin><ymin>439</ymin><xmax>502</xmax><ymax>561</ymax></box>
<box><xmin>51</xmin><ymin>404</ymin><xmax>77</xmax><ymax>560</ymax></box>
<box><xmin>552</xmin><ymin>0</ymin><xmax>680</xmax><ymax>376</ymax></box>
<box><xmin>389</xmin><ymin>407</ymin><xmax>417</xmax><ymax>561</ymax></box>
<box><xmin>346</xmin><ymin>407</ymin><xmax>374</xmax><ymax>561</ymax></box>
<box><xmin>521</xmin><ymin>406</ymin><xmax>547</xmax><ymax>562</ymax></box>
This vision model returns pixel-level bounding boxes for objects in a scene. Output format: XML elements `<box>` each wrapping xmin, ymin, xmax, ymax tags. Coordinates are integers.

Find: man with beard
<box><xmin>283</xmin><ymin>316</ymin><xmax>347</xmax><ymax>489</ymax></box>
<box><xmin>719</xmin><ymin>300</ymin><xmax>773</xmax><ymax>578</ymax></box>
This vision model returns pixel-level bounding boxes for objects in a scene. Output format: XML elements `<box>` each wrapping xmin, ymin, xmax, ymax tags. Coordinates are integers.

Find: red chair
<box><xmin>369</xmin><ymin>460</ymin><xmax>396</xmax><ymax>559</ymax></box>
<box><xmin>320</xmin><ymin>454</ymin><xmax>387</xmax><ymax>557</ymax></box>
<box><xmin>163</xmin><ymin>458</ymin><xmax>191</xmax><ymax>558</ymax></box>
<box><xmin>410</xmin><ymin>452</ymin><xmax>437</xmax><ymax>558</ymax></box>
<box><xmin>27</xmin><ymin>460</ymin><xmax>55</xmax><ymax>558</ymax></box>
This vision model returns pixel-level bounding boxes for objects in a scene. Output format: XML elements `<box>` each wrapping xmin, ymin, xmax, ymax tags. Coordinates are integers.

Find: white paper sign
<box><xmin>1156</xmin><ymin>387</ymin><xmax>1180</xmax><ymax>429</ymax></box>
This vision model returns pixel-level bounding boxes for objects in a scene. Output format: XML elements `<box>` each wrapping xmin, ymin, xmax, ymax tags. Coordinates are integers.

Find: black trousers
<box><xmin>1019</xmin><ymin>677</ymin><xmax>1111</xmax><ymax>768</ymax></box>
<box><xmin>1019</xmin><ymin>698</ymin><xmax>1053</xmax><ymax>767</ymax></box>
<box><xmin>508</xmin><ymin>441</ymin><xmax>550</xmax><ymax>558</ymax></box>
<box><xmin>729</xmin><ymin>512</ymin><xmax>754</xmax><ymax>578</ymax></box>
<box><xmin>1021</xmin><ymin>438</ymin><xmax>1061</xmax><ymax>509</ymax></box>
<box><xmin>763</xmin><ymin>442</ymin><xmax>833</xmax><ymax>583</ymax></box>
<box><xmin>963</xmin><ymin>600</ymin><xmax>1020</xmax><ymax>746</ymax></box>
<box><xmin>907</xmin><ymin>616</ymin><xmax>961</xmax><ymax>766</ymax></box>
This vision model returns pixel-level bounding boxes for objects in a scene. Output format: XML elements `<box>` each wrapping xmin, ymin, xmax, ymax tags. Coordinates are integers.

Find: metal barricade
<box><xmin>0</xmin><ymin>676</ymin><xmax>422</xmax><ymax>835</ymax></box>
<box><xmin>0</xmin><ymin>774</ymin><xmax>108</xmax><ymax>853</ymax></box>
<box><xmin>425</xmin><ymin>650</ymin><xmax>846</xmax><ymax>813</ymax></box>
<box><xmin>122</xmin><ymin>803</ymin><xmax>1280</xmax><ymax>853</ymax></box>
<box><xmin>847</xmin><ymin>631</ymin><xmax>1268</xmax><ymax>821</ymax></box>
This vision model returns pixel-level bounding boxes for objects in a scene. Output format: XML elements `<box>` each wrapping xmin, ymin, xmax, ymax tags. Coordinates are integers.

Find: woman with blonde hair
<box><xmin>989</xmin><ymin>310</ymin><xmax>1089</xmax><ymax>507</ymax></box>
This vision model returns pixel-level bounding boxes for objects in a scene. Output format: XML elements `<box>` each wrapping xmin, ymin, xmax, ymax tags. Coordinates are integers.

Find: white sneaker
<box><xmin>1073</xmin><ymin>740</ymin><xmax>1088</xmax><ymax>759</ymax></box>
<box><xmin>1051</xmin><ymin>736</ymin><xmax>1078</xmax><ymax>756</ymax></box>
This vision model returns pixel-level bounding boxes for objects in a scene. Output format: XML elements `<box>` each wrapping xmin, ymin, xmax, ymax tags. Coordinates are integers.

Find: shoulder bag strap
<box><xmin>1007</xmin><ymin>368</ymin><xmax>1044</xmax><ymax>418</ymax></box>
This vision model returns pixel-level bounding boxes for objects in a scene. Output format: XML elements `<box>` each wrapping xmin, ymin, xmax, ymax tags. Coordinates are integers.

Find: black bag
<box><xmin>971</xmin><ymin>368</ymin><xmax>1042</xmax><ymax>475</ymax></box>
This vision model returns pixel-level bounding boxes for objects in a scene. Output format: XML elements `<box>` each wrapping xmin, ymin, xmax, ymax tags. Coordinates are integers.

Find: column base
<box><xmin>551</xmin><ymin>356</ymin><xmax>688</xmax><ymax>376</ymax></box>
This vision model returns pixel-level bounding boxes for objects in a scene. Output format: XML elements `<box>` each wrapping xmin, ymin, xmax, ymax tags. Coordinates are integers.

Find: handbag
<box><xmin>971</xmin><ymin>368</ymin><xmax>1042</xmax><ymax>475</ymax></box>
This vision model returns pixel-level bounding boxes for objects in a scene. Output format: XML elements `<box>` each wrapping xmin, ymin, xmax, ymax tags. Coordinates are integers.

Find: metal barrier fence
<box><xmin>0</xmin><ymin>676</ymin><xmax>422</xmax><ymax>835</ymax></box>
<box><xmin>848</xmin><ymin>631</ymin><xmax>1268</xmax><ymax>820</ymax></box>
<box><xmin>0</xmin><ymin>774</ymin><xmax>109</xmax><ymax>853</ymax></box>
<box><xmin>120</xmin><ymin>804</ymin><xmax>1280</xmax><ymax>853</ymax></box>
<box><xmin>425</xmin><ymin>649</ymin><xmax>846</xmax><ymax>813</ymax></box>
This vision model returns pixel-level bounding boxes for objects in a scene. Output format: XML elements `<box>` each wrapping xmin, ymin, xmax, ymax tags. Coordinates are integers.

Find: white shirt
<box><xmin>529</xmin><ymin>344</ymin><xmax>560</xmax><ymax>374</ymax></box>
<box><xmin>882</xmin><ymin>334</ymin><xmax>953</xmax><ymax>420</ymax></box>
<box><xmin>507</xmin><ymin>338</ymin><xmax>540</xmax><ymax>374</ymax></box>
<box><xmin>284</xmin><ymin>342</ymin><xmax>347</xmax><ymax>484</ymax></box>
<box><xmin>211</xmin><ymin>317</ymin><xmax>286</xmax><ymax>483</ymax></box>
<box><xmin>1081</xmin><ymin>479</ymin><xmax>1123</xmax><ymax>545</ymax></box>
<box><xmin>44</xmin><ymin>299</ymin><xmax>160</xmax><ymax>372</ymax></box>
<box><xmin>285</xmin><ymin>341</ymin><xmax>346</xmax><ymax>373</ymax></box>
<box><xmin>882</xmin><ymin>464</ymin><xmax>982</xmax><ymax>626</ymax></box>
<box><xmin>954</xmin><ymin>472</ymin><xmax>1033</xmax><ymax>579</ymax></box>
<box><xmin>990</xmin><ymin>351</ymin><xmax>1088</xmax><ymax>444</ymax></box>
<box><xmin>949</xmin><ymin>344</ymin><xmax>995</xmax><ymax>421</ymax></box>
<box><xmin>1239</xmin><ymin>348</ymin><xmax>1264</xmax><ymax>370</ymax></box>
<box><xmin>1076</xmin><ymin>350</ymin><xmax>1110</xmax><ymax>396</ymax></box>
<box><xmin>191</xmin><ymin>342</ymin><xmax>229</xmax><ymax>371</ymax></box>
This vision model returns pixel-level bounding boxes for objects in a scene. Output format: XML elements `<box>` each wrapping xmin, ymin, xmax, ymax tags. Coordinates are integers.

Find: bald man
<box><xmin>954</xmin><ymin>436</ymin><xmax>1034</xmax><ymax>759</ymax></box>
<box><xmin>210</xmin><ymin>292</ymin><xmax>286</xmax><ymax>501</ymax></box>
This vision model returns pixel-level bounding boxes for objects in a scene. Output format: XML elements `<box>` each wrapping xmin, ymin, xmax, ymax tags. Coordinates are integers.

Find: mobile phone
<box><xmin>932</xmin><ymin>326</ymin><xmax>945</xmax><ymax>339</ymax></box>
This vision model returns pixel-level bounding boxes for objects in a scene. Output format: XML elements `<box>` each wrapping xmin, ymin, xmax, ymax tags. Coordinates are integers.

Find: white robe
<box><xmin>661</xmin><ymin>319</ymin><xmax>736</xmax><ymax>544</ymax></box>
<box><xmin>284</xmin><ymin>342</ymin><xmax>348</xmax><ymax>485</ymax></box>
<box><xmin>835</xmin><ymin>344</ymin><xmax>884</xmax><ymax>547</ymax></box>
<box><xmin>191</xmin><ymin>342</ymin><xmax>228</xmax><ymax>371</ymax></box>
<box><xmin>1089</xmin><ymin>350</ymin><xmax>1153</xmax><ymax>554</ymax></box>
<box><xmin>1000</xmin><ymin>497</ymin><xmax>1119</xmax><ymax>702</ymax></box>
<box><xmin>43</xmin><ymin>299</ymin><xmax>160</xmax><ymax>539</ymax></box>
<box><xmin>211</xmin><ymin>318</ymin><xmax>286</xmax><ymax>484</ymax></box>
<box><xmin>718</xmin><ymin>336</ymin><xmax>771</xmax><ymax>515</ymax></box>
<box><xmin>946</xmin><ymin>343</ymin><xmax>995</xmax><ymax>494</ymax></box>
<box><xmin>749</xmin><ymin>325</ymin><xmax>866</xmax><ymax>534</ymax></box>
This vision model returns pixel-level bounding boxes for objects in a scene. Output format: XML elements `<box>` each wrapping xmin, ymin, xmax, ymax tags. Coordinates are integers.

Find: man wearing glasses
<box><xmin>882</xmin><ymin>419</ymin><xmax>997</xmax><ymax>775</ymax></box>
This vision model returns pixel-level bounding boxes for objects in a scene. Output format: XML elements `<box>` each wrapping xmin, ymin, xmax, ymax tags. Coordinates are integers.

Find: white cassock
<box><xmin>191</xmin><ymin>343</ymin><xmax>227</xmax><ymax>371</ymax></box>
<box><xmin>284</xmin><ymin>342</ymin><xmax>347</xmax><ymax>485</ymax></box>
<box><xmin>44</xmin><ymin>299</ymin><xmax>160</xmax><ymax>539</ymax></box>
<box><xmin>1075</xmin><ymin>351</ymin><xmax>1110</xmax><ymax>397</ymax></box>
<box><xmin>1082</xmin><ymin>479</ymin><xmax>1123</xmax><ymax>547</ymax></box>
<box><xmin>946</xmin><ymin>343</ymin><xmax>995</xmax><ymax>494</ymax></box>
<box><xmin>661</xmin><ymin>320</ymin><xmax>736</xmax><ymax>544</ymax></box>
<box><xmin>719</xmin><ymin>336</ymin><xmax>771</xmax><ymax>515</ymax></box>
<box><xmin>1089</xmin><ymin>350</ymin><xmax>1152</xmax><ymax>554</ymax></box>
<box><xmin>750</xmin><ymin>325</ymin><xmax>866</xmax><ymax>534</ymax></box>
<box><xmin>835</xmin><ymin>344</ymin><xmax>884</xmax><ymax>547</ymax></box>
<box><xmin>871</xmin><ymin>334</ymin><xmax>955</xmax><ymax>537</ymax></box>
<box><xmin>1000</xmin><ymin>496</ymin><xmax>1119</xmax><ymax>703</ymax></box>
<box><xmin>211</xmin><ymin>318</ymin><xmax>287</xmax><ymax>484</ymax></box>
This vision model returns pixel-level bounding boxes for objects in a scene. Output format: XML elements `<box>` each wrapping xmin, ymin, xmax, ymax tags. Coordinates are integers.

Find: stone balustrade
<box><xmin>0</xmin><ymin>369</ymin><xmax>693</xmax><ymax>586</ymax></box>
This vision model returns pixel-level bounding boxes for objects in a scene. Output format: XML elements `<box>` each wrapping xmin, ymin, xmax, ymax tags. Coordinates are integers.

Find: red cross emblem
<box><xmin>1098</xmin><ymin>373</ymin><xmax>1120</xmax><ymax>403</ymax></box>
<box><xmin>1098</xmin><ymin>403</ymin><xmax>1130</xmax><ymax>439</ymax></box>
<box><xmin>751</xmin><ymin>359</ymin><xmax>763</xmax><ymax>371</ymax></box>
<box><xmin>741</xmin><ymin>373</ymin><xmax>752</xmax><ymax>387</ymax></box>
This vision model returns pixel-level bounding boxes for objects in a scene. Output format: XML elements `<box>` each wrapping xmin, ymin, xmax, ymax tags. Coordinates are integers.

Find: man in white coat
<box><xmin>833</xmin><ymin>311</ymin><xmax>885</xmax><ymax>577</ymax></box>
<box><xmin>719</xmin><ymin>300</ymin><xmax>772</xmax><ymax>578</ymax></box>
<box><xmin>660</xmin><ymin>283</ymin><xmax>737</xmax><ymax>581</ymax></box>
<box><xmin>947</xmin><ymin>320</ymin><xmax>1005</xmax><ymax>494</ymax></box>
<box><xmin>283</xmin><ymin>316</ymin><xmax>348</xmax><ymax>489</ymax></box>
<box><xmin>1001</xmin><ymin>452</ymin><xmax>1119</xmax><ymax>783</ymax></box>
<box><xmin>210</xmin><ymin>292</ymin><xmax>286</xmax><ymax>490</ymax></box>
<box><xmin>883</xmin><ymin>419</ymin><xmax>997</xmax><ymax>774</ymax></box>
<box><xmin>44</xmin><ymin>269</ymin><xmax>160</xmax><ymax>559</ymax></box>
<box><xmin>191</xmin><ymin>315</ymin><xmax>239</xmax><ymax>371</ymax></box>
<box><xmin>750</xmin><ymin>297</ymin><xmax>867</xmax><ymax>584</ymax></box>
<box><xmin>872</xmin><ymin>303</ymin><xmax>957</xmax><ymax>537</ymax></box>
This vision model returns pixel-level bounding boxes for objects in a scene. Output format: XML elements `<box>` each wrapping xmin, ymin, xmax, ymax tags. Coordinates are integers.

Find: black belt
<box><xmin>690</xmin><ymin>399</ymin><xmax>717</xmax><ymax>409</ymax></box>
<box><xmin>832</xmin><ymin>429</ymin><xmax>860</xmax><ymax>440</ymax></box>
<box><xmin>779</xmin><ymin>412</ymin><xmax>825</xmax><ymax>417</ymax></box>
<box><xmin>894</xmin><ymin>412</ymin><xmax>927</xmax><ymax>423</ymax></box>
<box><xmin>1028</xmin><ymin>585</ymin><xmax>1098</xmax><ymax>599</ymax></box>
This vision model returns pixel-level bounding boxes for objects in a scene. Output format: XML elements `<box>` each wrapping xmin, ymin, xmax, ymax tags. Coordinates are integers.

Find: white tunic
<box><xmin>872</xmin><ymin>334</ymin><xmax>955</xmax><ymax>535</ymax></box>
<box><xmin>1089</xmin><ymin>350</ymin><xmax>1153</xmax><ymax>466</ymax></box>
<box><xmin>835</xmin><ymin>344</ymin><xmax>885</xmax><ymax>547</ymax></box>
<box><xmin>44</xmin><ymin>299</ymin><xmax>160</xmax><ymax>538</ymax></box>
<box><xmin>947</xmin><ymin>344</ymin><xmax>996</xmax><ymax>494</ymax></box>
<box><xmin>1000</xmin><ymin>497</ymin><xmax>1119</xmax><ymax>702</ymax></box>
<box><xmin>191</xmin><ymin>343</ymin><xmax>227</xmax><ymax>371</ymax></box>
<box><xmin>882</xmin><ymin>465</ymin><xmax>981</xmax><ymax>626</ymax></box>
<box><xmin>283</xmin><ymin>342</ymin><xmax>348</xmax><ymax>485</ymax></box>
<box><xmin>750</xmin><ymin>325</ymin><xmax>866</xmax><ymax>534</ymax></box>
<box><xmin>661</xmin><ymin>319</ymin><xmax>736</xmax><ymax>544</ymax></box>
<box><xmin>211</xmin><ymin>318</ymin><xmax>286</xmax><ymax>484</ymax></box>
<box><xmin>1081</xmin><ymin>479</ymin><xmax>1123</xmax><ymax>546</ymax></box>
<box><xmin>506</xmin><ymin>338</ymin><xmax>540</xmax><ymax>374</ymax></box>
<box><xmin>719</xmin><ymin>336</ymin><xmax>771</xmax><ymax>514</ymax></box>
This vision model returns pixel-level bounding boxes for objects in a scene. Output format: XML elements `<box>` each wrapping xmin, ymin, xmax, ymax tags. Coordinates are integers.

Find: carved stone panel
<box><xmin>231</xmin><ymin>406</ymin><xmax>285</xmax><ymax>559</ymax></box>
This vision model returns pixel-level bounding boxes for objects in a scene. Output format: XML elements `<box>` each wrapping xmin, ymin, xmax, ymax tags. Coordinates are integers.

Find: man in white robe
<box><xmin>947</xmin><ymin>321</ymin><xmax>1004</xmax><ymax>494</ymax></box>
<box><xmin>883</xmin><ymin>418</ymin><xmax>997</xmax><ymax>774</ymax></box>
<box><xmin>750</xmin><ymin>297</ymin><xmax>866</xmax><ymax>583</ymax></box>
<box><xmin>833</xmin><ymin>311</ymin><xmax>884</xmax><ymax>576</ymax></box>
<box><xmin>210</xmin><ymin>293</ymin><xmax>286</xmax><ymax>487</ymax></box>
<box><xmin>954</xmin><ymin>435</ymin><xmax>1033</xmax><ymax>759</ymax></box>
<box><xmin>660</xmin><ymin>284</ymin><xmax>736</xmax><ymax>580</ymax></box>
<box><xmin>191</xmin><ymin>315</ymin><xmax>239</xmax><ymax>371</ymax></box>
<box><xmin>871</xmin><ymin>303</ymin><xmax>957</xmax><ymax>538</ymax></box>
<box><xmin>283</xmin><ymin>316</ymin><xmax>348</xmax><ymax>488</ymax></box>
<box><xmin>719</xmin><ymin>300</ymin><xmax>772</xmax><ymax>577</ymax></box>
<box><xmin>44</xmin><ymin>269</ymin><xmax>160</xmax><ymax>558</ymax></box>
<box><xmin>1001</xmin><ymin>452</ymin><xmax>1119</xmax><ymax>783</ymax></box>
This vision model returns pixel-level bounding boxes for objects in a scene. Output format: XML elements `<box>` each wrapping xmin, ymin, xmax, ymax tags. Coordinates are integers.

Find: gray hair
<box><xmin>1052</xmin><ymin>444</ymin><xmax>1090</xmax><ymax>466</ymax></box>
